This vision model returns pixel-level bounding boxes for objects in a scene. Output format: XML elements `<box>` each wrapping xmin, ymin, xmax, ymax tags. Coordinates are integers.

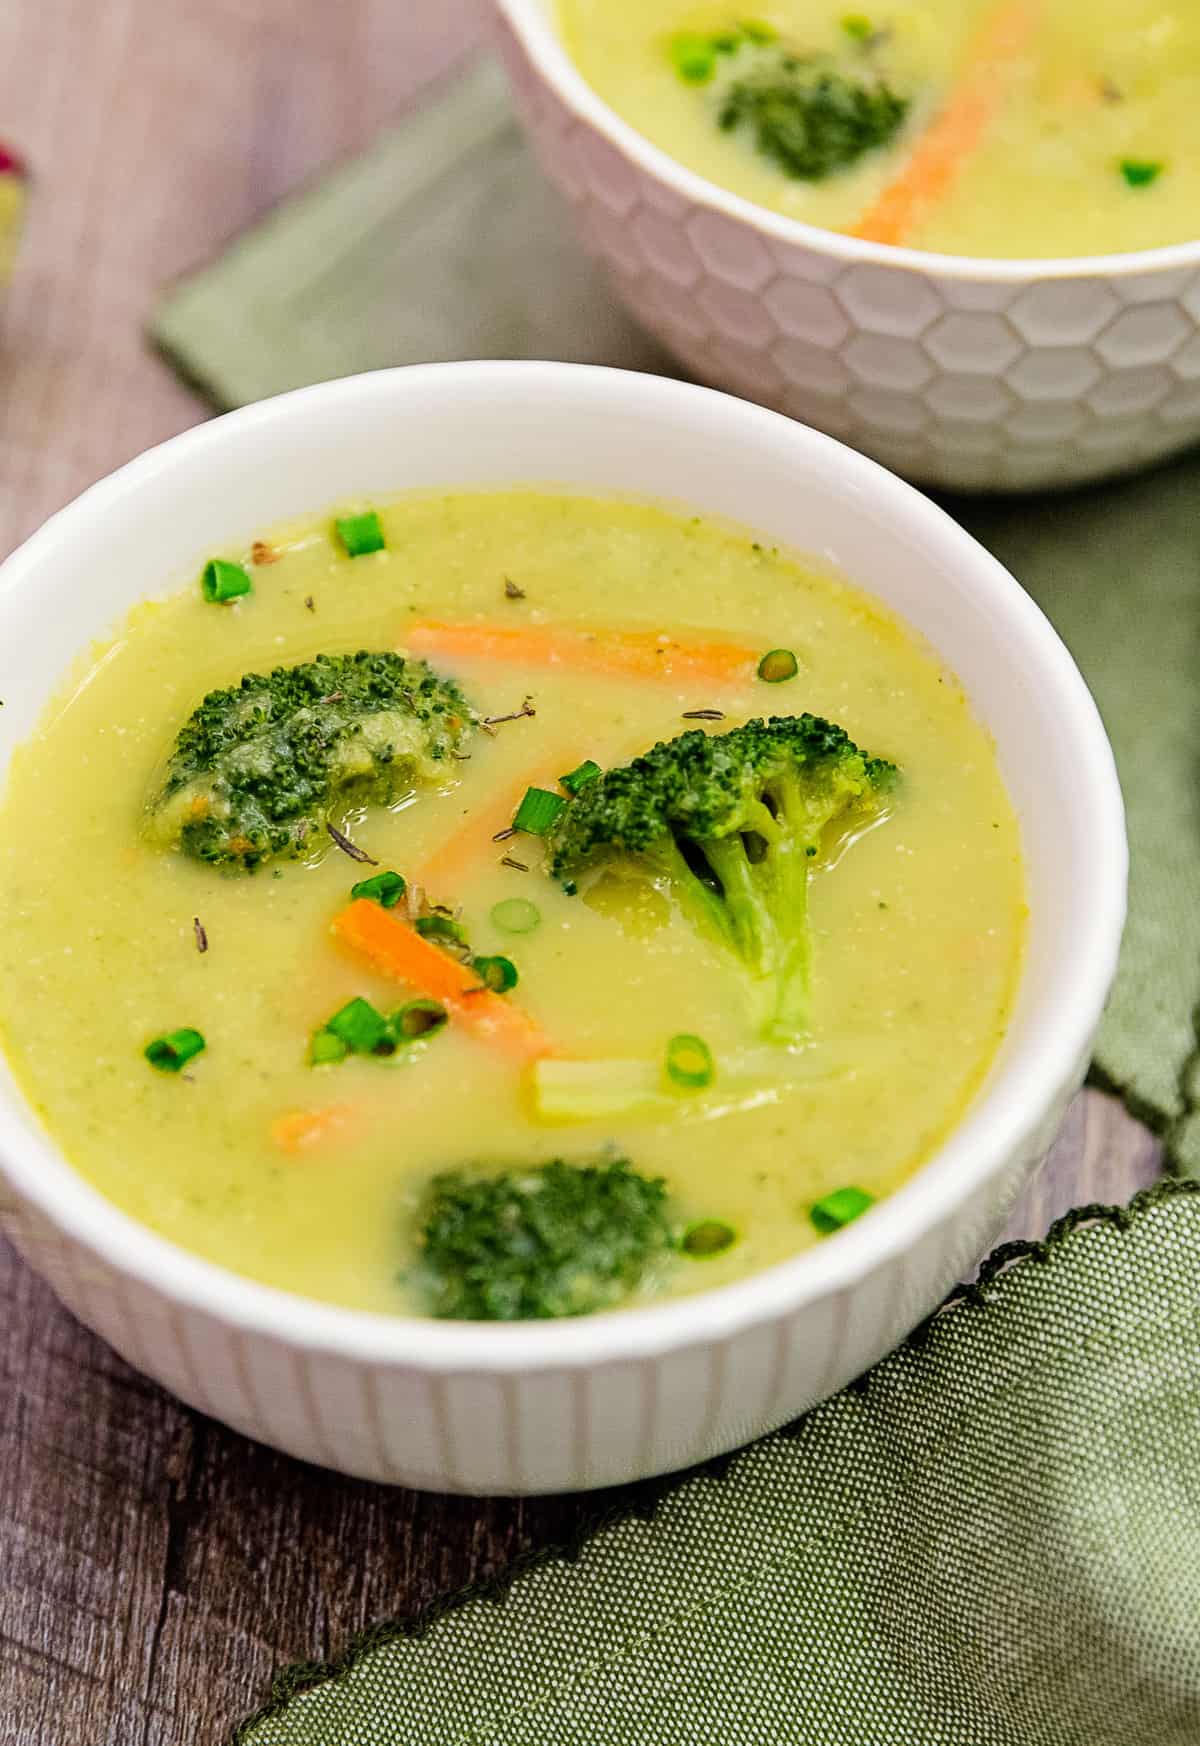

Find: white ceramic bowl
<box><xmin>495</xmin><ymin>0</ymin><xmax>1200</xmax><ymax>494</ymax></box>
<box><xmin>0</xmin><ymin>363</ymin><xmax>1125</xmax><ymax>1494</ymax></box>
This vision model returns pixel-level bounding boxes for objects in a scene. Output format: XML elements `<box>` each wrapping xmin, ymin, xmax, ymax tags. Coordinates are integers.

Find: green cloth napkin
<box><xmin>967</xmin><ymin>476</ymin><xmax>1200</xmax><ymax>1167</ymax></box>
<box><xmin>152</xmin><ymin>55</ymin><xmax>1200</xmax><ymax>1177</ymax></box>
<box><xmin>234</xmin><ymin>1182</ymin><xmax>1200</xmax><ymax>1745</ymax></box>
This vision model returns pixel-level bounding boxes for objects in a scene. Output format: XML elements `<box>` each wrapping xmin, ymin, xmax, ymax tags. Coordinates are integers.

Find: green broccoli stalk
<box><xmin>531</xmin><ymin>1044</ymin><xmax>848</xmax><ymax>1126</ymax></box>
<box><xmin>546</xmin><ymin>716</ymin><xmax>896</xmax><ymax>1043</ymax></box>
<box><xmin>671</xmin><ymin>21</ymin><xmax>910</xmax><ymax>181</ymax></box>
<box><xmin>415</xmin><ymin>1158</ymin><xmax>676</xmax><ymax>1321</ymax></box>
<box><xmin>147</xmin><ymin>651</ymin><xmax>476</xmax><ymax>870</ymax></box>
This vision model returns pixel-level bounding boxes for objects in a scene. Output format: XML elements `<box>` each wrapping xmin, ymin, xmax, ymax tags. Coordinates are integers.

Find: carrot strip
<box><xmin>847</xmin><ymin>1</ymin><xmax>1035</xmax><ymax>247</ymax></box>
<box><xmin>271</xmin><ymin>1104</ymin><xmax>354</xmax><ymax>1153</ymax></box>
<box><xmin>332</xmin><ymin>898</ymin><xmax>553</xmax><ymax>1063</ymax></box>
<box><xmin>405</xmin><ymin>621</ymin><xmax>758</xmax><ymax>686</ymax></box>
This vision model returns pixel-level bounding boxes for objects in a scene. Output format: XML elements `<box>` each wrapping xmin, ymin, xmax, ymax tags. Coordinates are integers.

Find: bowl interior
<box><xmin>496</xmin><ymin>0</ymin><xmax>1200</xmax><ymax>283</ymax></box>
<box><xmin>0</xmin><ymin>363</ymin><xmax>1125</xmax><ymax>1354</ymax></box>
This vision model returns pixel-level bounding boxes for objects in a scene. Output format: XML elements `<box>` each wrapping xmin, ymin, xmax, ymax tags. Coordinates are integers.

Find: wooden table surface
<box><xmin>0</xmin><ymin>4</ymin><xmax>1164</xmax><ymax>1740</ymax></box>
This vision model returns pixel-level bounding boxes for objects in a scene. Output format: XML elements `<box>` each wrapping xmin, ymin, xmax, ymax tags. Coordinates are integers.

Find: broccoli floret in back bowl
<box><xmin>147</xmin><ymin>650</ymin><xmax>476</xmax><ymax>870</ymax></box>
<box><xmin>717</xmin><ymin>50</ymin><xmax>911</xmax><ymax>182</ymax></box>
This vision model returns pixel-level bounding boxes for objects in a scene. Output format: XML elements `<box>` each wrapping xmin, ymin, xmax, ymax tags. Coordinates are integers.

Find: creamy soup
<box><xmin>558</xmin><ymin>2</ymin><xmax>1200</xmax><ymax>258</ymax></box>
<box><xmin>0</xmin><ymin>492</ymin><xmax>1024</xmax><ymax>1317</ymax></box>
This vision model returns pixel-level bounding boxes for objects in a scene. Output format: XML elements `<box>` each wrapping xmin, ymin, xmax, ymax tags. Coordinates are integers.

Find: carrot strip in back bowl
<box><xmin>332</xmin><ymin>898</ymin><xmax>553</xmax><ymax>1063</ymax></box>
<box><xmin>404</xmin><ymin>621</ymin><xmax>758</xmax><ymax>686</ymax></box>
<box><xmin>847</xmin><ymin>0</ymin><xmax>1036</xmax><ymax>247</ymax></box>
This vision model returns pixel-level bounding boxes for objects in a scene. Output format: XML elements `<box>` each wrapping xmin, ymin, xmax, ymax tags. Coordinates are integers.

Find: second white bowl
<box><xmin>495</xmin><ymin>0</ymin><xmax>1200</xmax><ymax>494</ymax></box>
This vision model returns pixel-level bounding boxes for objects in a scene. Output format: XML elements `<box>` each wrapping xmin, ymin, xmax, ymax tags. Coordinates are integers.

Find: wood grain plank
<box><xmin>998</xmin><ymin>1088</ymin><xmax>1163</xmax><ymax>1249</ymax></box>
<box><xmin>0</xmin><ymin>0</ymin><xmax>485</xmax><ymax>556</ymax></box>
<box><xmin>0</xmin><ymin>3</ymin><xmax>1165</xmax><ymax>1741</ymax></box>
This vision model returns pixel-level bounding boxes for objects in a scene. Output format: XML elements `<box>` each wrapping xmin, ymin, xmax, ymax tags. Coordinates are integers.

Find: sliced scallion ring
<box><xmin>201</xmin><ymin>559</ymin><xmax>252</xmax><ymax>604</ymax></box>
<box><xmin>810</xmin><ymin>1186</ymin><xmax>874</xmax><ymax>1234</ymax></box>
<box><xmin>665</xmin><ymin>1033</ymin><xmax>715</xmax><ymax>1091</ymax></box>
<box><xmin>757</xmin><ymin>648</ymin><xmax>799</xmax><ymax>684</ymax></box>
<box><xmin>490</xmin><ymin>897</ymin><xmax>541</xmax><ymax>935</ymax></box>
<box><xmin>513</xmin><ymin>786</ymin><xmax>565</xmax><ymax>835</ymax></box>
<box><xmin>560</xmin><ymin>759</ymin><xmax>601</xmax><ymax>797</ymax></box>
<box><xmin>335</xmin><ymin>510</ymin><xmax>386</xmax><ymax>557</ymax></box>
<box><xmin>310</xmin><ymin>1028</ymin><xmax>349</xmax><ymax>1066</ymax></box>
<box><xmin>392</xmin><ymin>999</ymin><xmax>449</xmax><ymax>1041</ymax></box>
<box><xmin>145</xmin><ymin>1028</ymin><xmax>206</xmax><ymax>1072</ymax></box>
<box><xmin>325</xmin><ymin>996</ymin><xmax>391</xmax><ymax>1055</ymax></box>
<box><xmin>351</xmin><ymin>870</ymin><xmax>406</xmax><ymax>908</ymax></box>
<box><xmin>681</xmin><ymin>1219</ymin><xmax>738</xmax><ymax>1258</ymax></box>
<box><xmin>472</xmin><ymin>955</ymin><xmax>518</xmax><ymax>993</ymax></box>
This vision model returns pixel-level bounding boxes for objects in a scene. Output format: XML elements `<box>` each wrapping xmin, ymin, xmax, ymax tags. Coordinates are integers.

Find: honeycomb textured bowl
<box><xmin>0</xmin><ymin>365</ymin><xmax>1125</xmax><ymax>1495</ymax></box>
<box><xmin>495</xmin><ymin>0</ymin><xmax>1200</xmax><ymax>494</ymax></box>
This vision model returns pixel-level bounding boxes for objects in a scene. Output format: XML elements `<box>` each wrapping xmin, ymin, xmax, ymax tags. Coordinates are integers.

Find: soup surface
<box><xmin>0</xmin><ymin>491</ymin><xmax>1025</xmax><ymax>1316</ymax></box>
<box><xmin>558</xmin><ymin>2</ymin><xmax>1200</xmax><ymax>258</ymax></box>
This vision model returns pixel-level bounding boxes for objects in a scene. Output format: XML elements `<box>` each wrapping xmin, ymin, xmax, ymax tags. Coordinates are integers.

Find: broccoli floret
<box><xmin>546</xmin><ymin>715</ymin><xmax>896</xmax><ymax>1043</ymax></box>
<box><xmin>147</xmin><ymin>651</ymin><xmax>476</xmax><ymax>869</ymax></box>
<box><xmin>415</xmin><ymin>1157</ymin><xmax>674</xmax><ymax>1320</ymax></box>
<box><xmin>716</xmin><ymin>41</ymin><xmax>910</xmax><ymax>180</ymax></box>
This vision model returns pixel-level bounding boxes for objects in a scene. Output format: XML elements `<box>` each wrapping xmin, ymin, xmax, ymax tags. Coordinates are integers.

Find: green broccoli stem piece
<box><xmin>415</xmin><ymin>1158</ymin><xmax>675</xmax><ymax>1321</ymax></box>
<box><xmin>531</xmin><ymin>1045</ymin><xmax>848</xmax><ymax>1126</ymax></box>
<box><xmin>702</xmin><ymin>819</ymin><xmax>812</xmax><ymax>1042</ymax></box>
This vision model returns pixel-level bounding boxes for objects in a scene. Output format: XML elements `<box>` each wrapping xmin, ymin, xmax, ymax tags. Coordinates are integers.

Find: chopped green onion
<box><xmin>201</xmin><ymin>559</ymin><xmax>252</xmax><ymax>604</ymax></box>
<box><xmin>712</xmin><ymin>30</ymin><xmax>740</xmax><ymax>54</ymax></box>
<box><xmin>665</xmin><ymin>1033</ymin><xmax>715</xmax><ymax>1091</ymax></box>
<box><xmin>415</xmin><ymin>912</ymin><xmax>467</xmax><ymax>946</ymax></box>
<box><xmin>335</xmin><ymin>510</ymin><xmax>386</xmax><ymax>557</ymax></box>
<box><xmin>841</xmin><ymin>13</ymin><xmax>874</xmax><ymax>40</ymax></box>
<box><xmin>145</xmin><ymin>1028</ymin><xmax>206</xmax><ymax>1072</ymax></box>
<box><xmin>351</xmin><ymin>870</ymin><xmax>407</xmax><ymax>908</ymax></box>
<box><xmin>757</xmin><ymin>648</ymin><xmax>799</xmax><ymax>684</ymax></box>
<box><xmin>669</xmin><ymin>31</ymin><xmax>718</xmax><ymax>84</ymax></box>
<box><xmin>326</xmin><ymin>996</ymin><xmax>391</xmax><ymax>1055</ymax></box>
<box><xmin>310</xmin><ymin>1028</ymin><xmax>349</xmax><ymax>1066</ymax></box>
<box><xmin>472</xmin><ymin>954</ymin><xmax>518</xmax><ymax>993</ymax></box>
<box><xmin>490</xmin><ymin>897</ymin><xmax>541</xmax><ymax>935</ymax></box>
<box><xmin>682</xmin><ymin>1219</ymin><xmax>738</xmax><ymax>1258</ymax></box>
<box><xmin>513</xmin><ymin>786</ymin><xmax>565</xmax><ymax>835</ymax></box>
<box><xmin>560</xmin><ymin>758</ymin><xmax>602</xmax><ymax>797</ymax></box>
<box><xmin>1120</xmin><ymin>159</ymin><xmax>1163</xmax><ymax>188</ymax></box>
<box><xmin>739</xmin><ymin>18</ymin><xmax>777</xmax><ymax>43</ymax></box>
<box><xmin>810</xmin><ymin>1186</ymin><xmax>875</xmax><ymax>1234</ymax></box>
<box><xmin>392</xmin><ymin>998</ymin><xmax>448</xmax><ymax>1040</ymax></box>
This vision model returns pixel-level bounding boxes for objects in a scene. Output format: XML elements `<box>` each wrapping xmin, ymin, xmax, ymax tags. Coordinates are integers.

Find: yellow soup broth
<box><xmin>0</xmin><ymin>491</ymin><xmax>1025</xmax><ymax>1315</ymax></box>
<box><xmin>558</xmin><ymin>1</ymin><xmax>1200</xmax><ymax>257</ymax></box>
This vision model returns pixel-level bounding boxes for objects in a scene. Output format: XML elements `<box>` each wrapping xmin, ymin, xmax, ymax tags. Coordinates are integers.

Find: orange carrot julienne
<box><xmin>848</xmin><ymin>0</ymin><xmax>1035</xmax><ymax>247</ymax></box>
<box><xmin>271</xmin><ymin>1104</ymin><xmax>354</xmax><ymax>1153</ymax></box>
<box><xmin>333</xmin><ymin>899</ymin><xmax>553</xmax><ymax>1063</ymax></box>
<box><xmin>1055</xmin><ymin>72</ymin><xmax>1104</xmax><ymax>111</ymax></box>
<box><xmin>405</xmin><ymin>621</ymin><xmax>758</xmax><ymax>686</ymax></box>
